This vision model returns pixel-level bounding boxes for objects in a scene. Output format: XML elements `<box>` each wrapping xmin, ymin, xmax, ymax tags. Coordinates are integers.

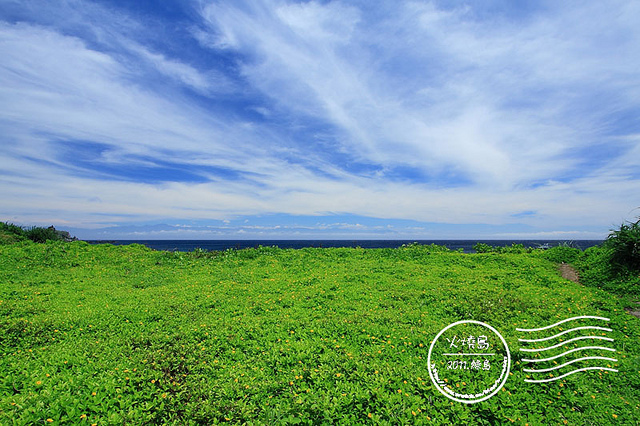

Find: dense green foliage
<box><xmin>1</xmin><ymin>241</ymin><xmax>639</xmax><ymax>424</ymax></box>
<box><xmin>23</xmin><ymin>226</ymin><xmax>64</xmax><ymax>244</ymax></box>
<box><xmin>605</xmin><ymin>217</ymin><xmax>640</xmax><ymax>272</ymax></box>
<box><xmin>531</xmin><ymin>220</ymin><xmax>640</xmax><ymax>297</ymax></box>
<box><xmin>0</xmin><ymin>223</ymin><xmax>26</xmax><ymax>245</ymax></box>
<box><xmin>539</xmin><ymin>246</ymin><xmax>582</xmax><ymax>265</ymax></box>
<box><xmin>574</xmin><ymin>245</ymin><xmax>640</xmax><ymax>297</ymax></box>
<box><xmin>472</xmin><ymin>243</ymin><xmax>532</xmax><ymax>254</ymax></box>
<box><xmin>0</xmin><ymin>222</ymin><xmax>66</xmax><ymax>244</ymax></box>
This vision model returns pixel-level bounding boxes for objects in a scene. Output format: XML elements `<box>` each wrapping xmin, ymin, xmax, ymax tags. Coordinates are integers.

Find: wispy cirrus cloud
<box><xmin>0</xmin><ymin>0</ymin><xmax>639</xmax><ymax>239</ymax></box>
<box><xmin>198</xmin><ymin>0</ymin><xmax>640</xmax><ymax>187</ymax></box>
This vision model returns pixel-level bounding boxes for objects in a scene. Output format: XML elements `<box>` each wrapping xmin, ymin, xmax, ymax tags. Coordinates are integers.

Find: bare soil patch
<box><xmin>557</xmin><ymin>263</ymin><xmax>640</xmax><ymax>318</ymax></box>
<box><xmin>558</xmin><ymin>262</ymin><xmax>580</xmax><ymax>283</ymax></box>
<box><xmin>625</xmin><ymin>303</ymin><xmax>640</xmax><ymax>319</ymax></box>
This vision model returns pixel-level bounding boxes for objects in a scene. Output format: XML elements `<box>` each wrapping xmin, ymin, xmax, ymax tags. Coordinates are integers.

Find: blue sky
<box><xmin>1</xmin><ymin>0</ymin><xmax>639</xmax><ymax>240</ymax></box>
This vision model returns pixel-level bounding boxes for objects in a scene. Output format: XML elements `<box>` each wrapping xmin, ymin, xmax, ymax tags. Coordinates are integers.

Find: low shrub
<box><xmin>604</xmin><ymin>216</ymin><xmax>640</xmax><ymax>272</ymax></box>
<box><xmin>540</xmin><ymin>246</ymin><xmax>581</xmax><ymax>264</ymax></box>
<box><xmin>24</xmin><ymin>226</ymin><xmax>63</xmax><ymax>243</ymax></box>
<box><xmin>0</xmin><ymin>222</ymin><xmax>27</xmax><ymax>244</ymax></box>
<box><xmin>472</xmin><ymin>243</ymin><xmax>531</xmax><ymax>254</ymax></box>
<box><xmin>0</xmin><ymin>222</ymin><xmax>72</xmax><ymax>244</ymax></box>
<box><xmin>568</xmin><ymin>214</ymin><xmax>640</xmax><ymax>296</ymax></box>
<box><xmin>576</xmin><ymin>245</ymin><xmax>640</xmax><ymax>296</ymax></box>
<box><xmin>472</xmin><ymin>243</ymin><xmax>493</xmax><ymax>253</ymax></box>
<box><xmin>0</xmin><ymin>222</ymin><xmax>26</xmax><ymax>236</ymax></box>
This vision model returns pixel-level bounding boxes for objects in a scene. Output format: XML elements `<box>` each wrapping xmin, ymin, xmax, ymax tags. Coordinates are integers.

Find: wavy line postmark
<box><xmin>427</xmin><ymin>315</ymin><xmax>618</xmax><ymax>403</ymax></box>
<box><xmin>517</xmin><ymin>316</ymin><xmax>618</xmax><ymax>384</ymax></box>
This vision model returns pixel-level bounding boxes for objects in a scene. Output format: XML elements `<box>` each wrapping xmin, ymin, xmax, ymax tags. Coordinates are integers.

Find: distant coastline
<box><xmin>83</xmin><ymin>239</ymin><xmax>604</xmax><ymax>254</ymax></box>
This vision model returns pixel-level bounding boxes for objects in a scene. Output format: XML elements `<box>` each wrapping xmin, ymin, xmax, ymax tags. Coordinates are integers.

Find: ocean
<box><xmin>85</xmin><ymin>239</ymin><xmax>604</xmax><ymax>254</ymax></box>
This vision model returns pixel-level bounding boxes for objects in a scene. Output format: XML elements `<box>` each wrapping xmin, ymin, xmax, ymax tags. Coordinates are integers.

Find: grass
<box><xmin>1</xmin><ymin>241</ymin><xmax>639</xmax><ymax>424</ymax></box>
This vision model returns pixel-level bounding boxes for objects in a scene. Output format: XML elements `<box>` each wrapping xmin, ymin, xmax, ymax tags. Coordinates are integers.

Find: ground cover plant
<box><xmin>536</xmin><ymin>217</ymin><xmax>640</xmax><ymax>299</ymax></box>
<box><xmin>1</xmin><ymin>241</ymin><xmax>639</xmax><ymax>424</ymax></box>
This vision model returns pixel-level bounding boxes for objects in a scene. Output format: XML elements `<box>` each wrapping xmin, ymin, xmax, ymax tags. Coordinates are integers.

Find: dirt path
<box><xmin>558</xmin><ymin>263</ymin><xmax>580</xmax><ymax>283</ymax></box>
<box><xmin>625</xmin><ymin>302</ymin><xmax>640</xmax><ymax>319</ymax></box>
<box><xmin>557</xmin><ymin>263</ymin><xmax>640</xmax><ymax>318</ymax></box>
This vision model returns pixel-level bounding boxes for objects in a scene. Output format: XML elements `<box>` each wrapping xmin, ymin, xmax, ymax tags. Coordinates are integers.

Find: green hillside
<box><xmin>1</xmin><ymin>241</ymin><xmax>638</xmax><ymax>424</ymax></box>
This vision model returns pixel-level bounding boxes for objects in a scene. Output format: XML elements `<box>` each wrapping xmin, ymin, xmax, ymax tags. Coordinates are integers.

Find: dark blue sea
<box><xmin>85</xmin><ymin>239</ymin><xmax>603</xmax><ymax>254</ymax></box>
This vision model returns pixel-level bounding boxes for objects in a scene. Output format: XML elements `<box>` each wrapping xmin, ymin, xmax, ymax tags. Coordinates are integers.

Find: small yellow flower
<box><xmin>36</xmin><ymin>381</ymin><xmax>42</xmax><ymax>385</ymax></box>
<box><xmin>336</xmin><ymin>373</ymin><xmax>341</xmax><ymax>377</ymax></box>
<box><xmin>613</xmin><ymin>414</ymin><xmax>618</xmax><ymax>419</ymax></box>
<box><xmin>368</xmin><ymin>413</ymin><xmax>373</xmax><ymax>418</ymax></box>
<box><xmin>91</xmin><ymin>392</ymin><xmax>96</xmax><ymax>396</ymax></box>
<box><xmin>46</xmin><ymin>419</ymin><xmax>53</xmax><ymax>423</ymax></box>
<box><xmin>80</xmin><ymin>414</ymin><xmax>87</xmax><ymax>419</ymax></box>
<box><xmin>151</xmin><ymin>379</ymin><xmax>156</xmax><ymax>384</ymax></box>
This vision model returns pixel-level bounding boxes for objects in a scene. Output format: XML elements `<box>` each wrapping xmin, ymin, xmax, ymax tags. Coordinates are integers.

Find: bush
<box><xmin>0</xmin><ymin>222</ymin><xmax>27</xmax><ymax>244</ymax></box>
<box><xmin>0</xmin><ymin>232</ymin><xmax>25</xmax><ymax>244</ymax></box>
<box><xmin>0</xmin><ymin>222</ymin><xmax>72</xmax><ymax>244</ymax></box>
<box><xmin>24</xmin><ymin>226</ymin><xmax>63</xmax><ymax>243</ymax></box>
<box><xmin>472</xmin><ymin>243</ymin><xmax>493</xmax><ymax>253</ymax></box>
<box><xmin>575</xmin><ymin>245</ymin><xmax>640</xmax><ymax>296</ymax></box>
<box><xmin>0</xmin><ymin>222</ymin><xmax>25</xmax><ymax>236</ymax></box>
<box><xmin>605</xmin><ymin>217</ymin><xmax>640</xmax><ymax>272</ymax></box>
<box><xmin>472</xmin><ymin>243</ymin><xmax>531</xmax><ymax>254</ymax></box>
<box><xmin>540</xmin><ymin>246</ymin><xmax>581</xmax><ymax>264</ymax></box>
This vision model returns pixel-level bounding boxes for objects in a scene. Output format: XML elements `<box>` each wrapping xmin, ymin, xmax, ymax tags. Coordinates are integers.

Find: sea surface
<box><xmin>85</xmin><ymin>239</ymin><xmax>604</xmax><ymax>254</ymax></box>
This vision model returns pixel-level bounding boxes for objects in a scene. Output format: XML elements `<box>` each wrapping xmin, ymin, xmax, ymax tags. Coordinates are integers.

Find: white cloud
<box><xmin>275</xmin><ymin>1</ymin><xmax>360</xmax><ymax>43</ymax></box>
<box><xmin>126</xmin><ymin>43</ymin><xmax>215</xmax><ymax>95</ymax></box>
<box><xmin>198</xmin><ymin>0</ymin><xmax>640</xmax><ymax>187</ymax></box>
<box><xmin>0</xmin><ymin>21</ymin><xmax>270</xmax><ymax>170</ymax></box>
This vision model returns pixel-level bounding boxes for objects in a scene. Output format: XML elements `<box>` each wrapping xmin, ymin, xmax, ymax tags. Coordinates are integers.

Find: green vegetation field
<box><xmin>1</xmin><ymin>241</ymin><xmax>639</xmax><ymax>424</ymax></box>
